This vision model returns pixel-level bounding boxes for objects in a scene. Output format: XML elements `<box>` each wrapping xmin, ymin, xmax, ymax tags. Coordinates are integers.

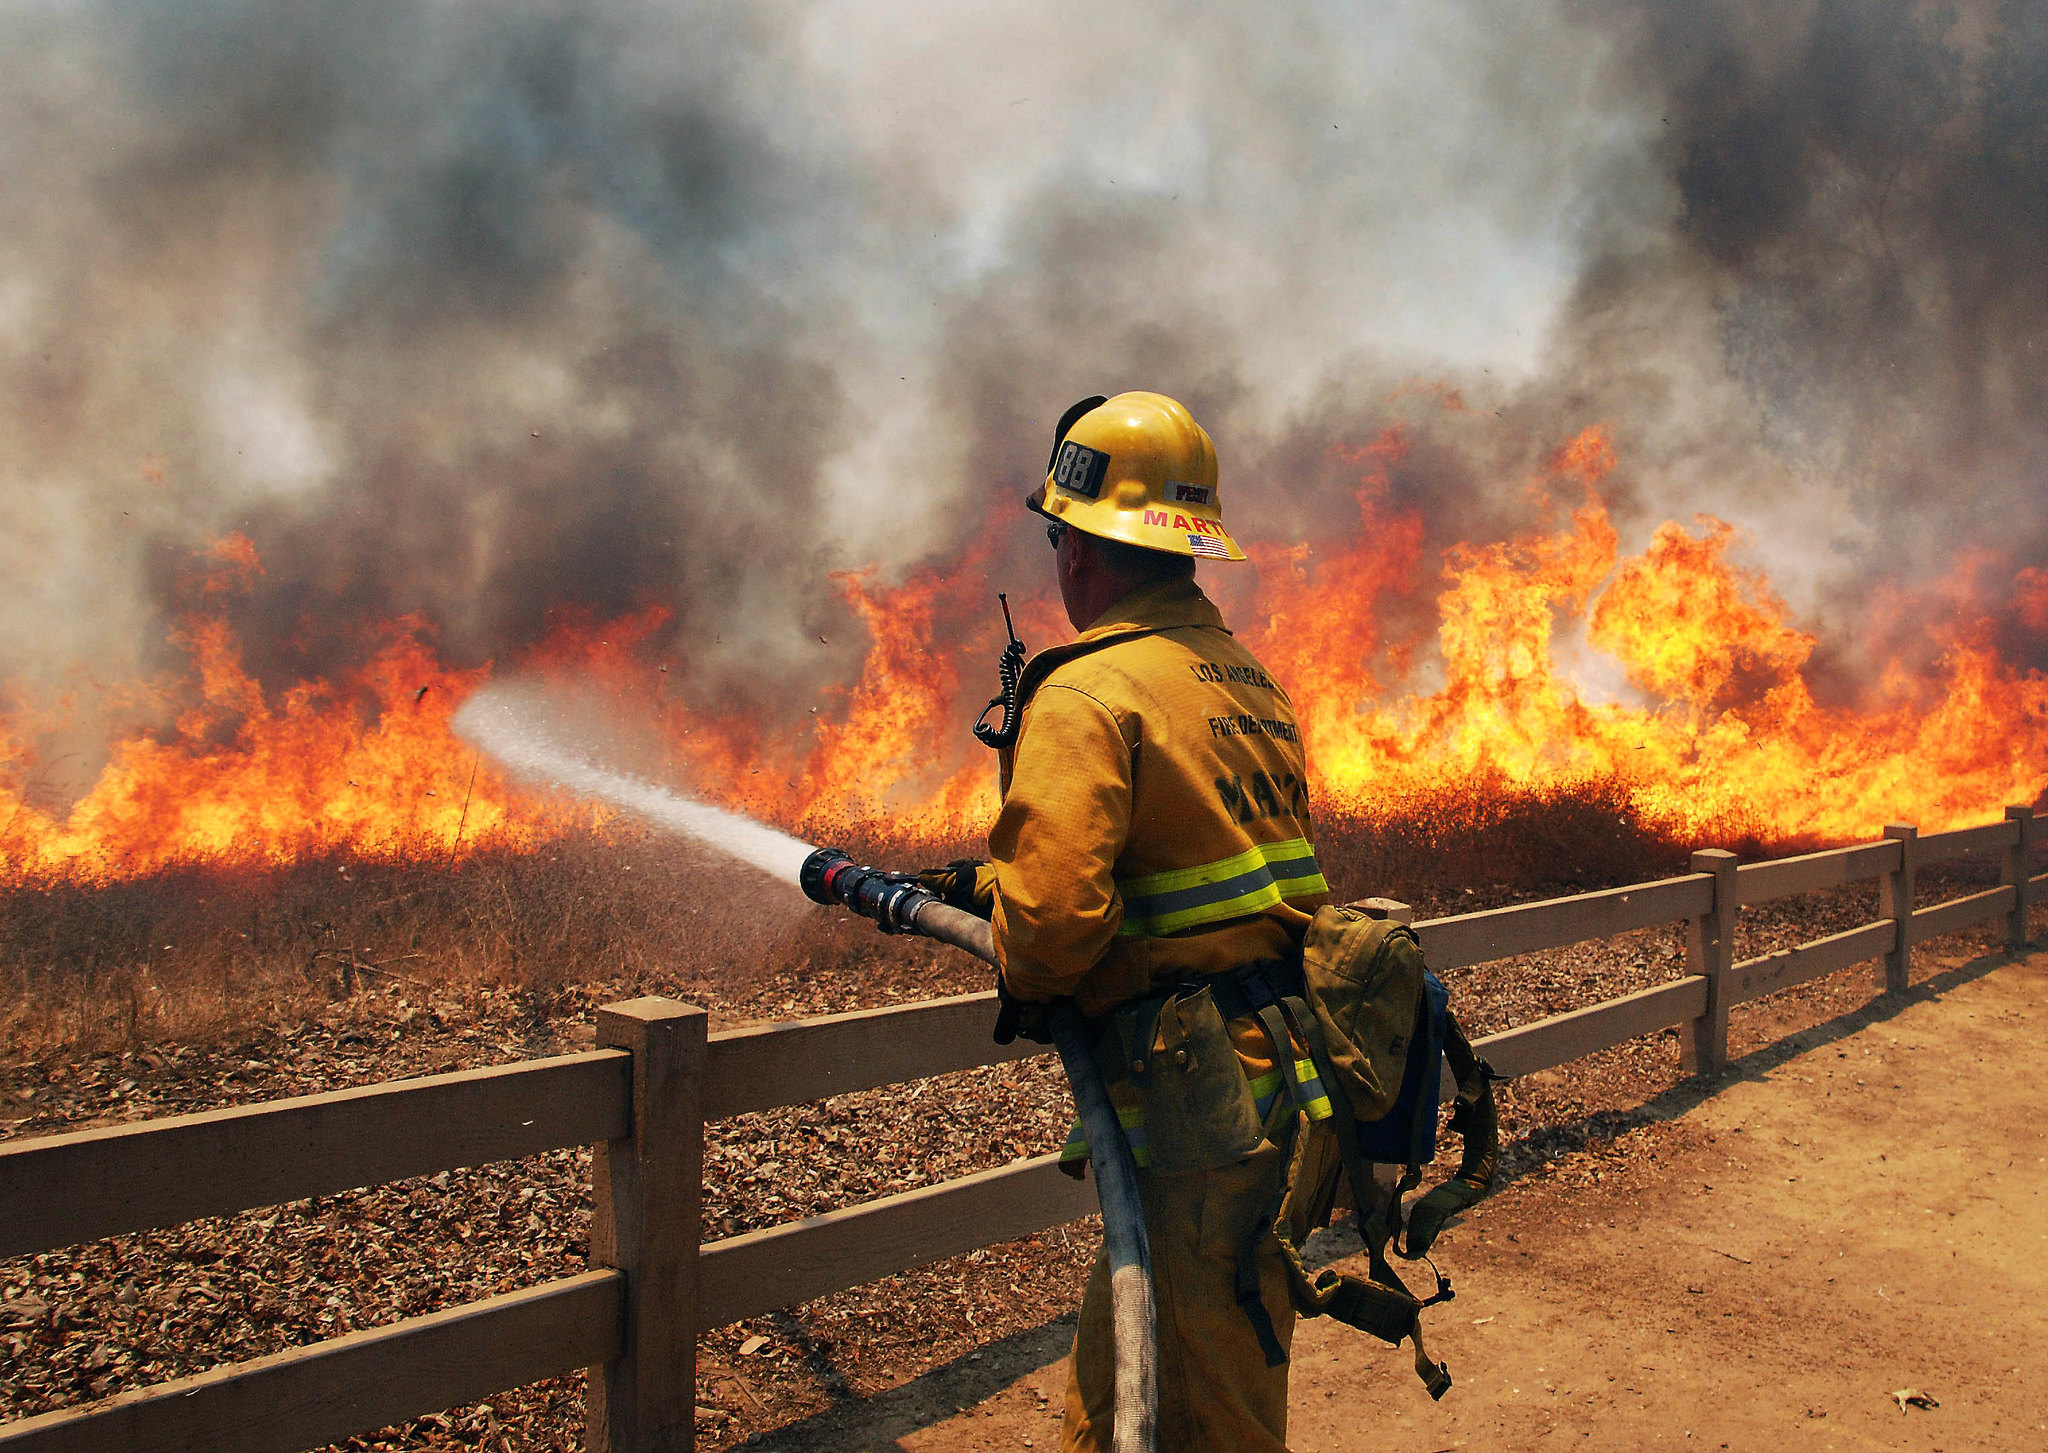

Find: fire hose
<box><xmin>801</xmin><ymin>848</ymin><xmax>1158</xmax><ymax>1453</ymax></box>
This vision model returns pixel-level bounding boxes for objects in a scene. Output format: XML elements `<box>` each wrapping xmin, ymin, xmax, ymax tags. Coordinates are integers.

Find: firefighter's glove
<box><xmin>914</xmin><ymin>859</ymin><xmax>996</xmax><ymax>920</ymax></box>
<box><xmin>992</xmin><ymin>974</ymin><xmax>1055</xmax><ymax>1046</ymax></box>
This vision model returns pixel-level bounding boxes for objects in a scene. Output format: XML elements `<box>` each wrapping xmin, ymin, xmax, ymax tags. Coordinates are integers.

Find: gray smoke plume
<box><xmin>1574</xmin><ymin>0</ymin><xmax>2048</xmax><ymax>678</ymax></box>
<box><xmin>1</xmin><ymin>0</ymin><xmax>2042</xmax><ymax>785</ymax></box>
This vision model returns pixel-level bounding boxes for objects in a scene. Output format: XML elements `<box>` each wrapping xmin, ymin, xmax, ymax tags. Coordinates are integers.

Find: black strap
<box><xmin>1190</xmin><ymin>957</ymin><xmax>1301</xmax><ymax>1024</ymax></box>
<box><xmin>1253</xmin><ymin>1001</ymin><xmax>1317</xmax><ymax>1128</ymax></box>
<box><xmin>1115</xmin><ymin>994</ymin><xmax>1170</xmax><ymax>1087</ymax></box>
<box><xmin>1089</xmin><ymin>958</ymin><xmax>1297</xmax><ymax>1079</ymax></box>
<box><xmin>1084</xmin><ymin>960</ymin><xmax>1302</xmax><ymax>1094</ymax></box>
<box><xmin>1242</xmin><ymin>1001</ymin><xmax>1321</xmax><ymax>1364</ymax></box>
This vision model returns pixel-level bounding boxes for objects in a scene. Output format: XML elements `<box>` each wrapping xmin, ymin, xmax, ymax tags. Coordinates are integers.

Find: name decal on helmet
<box><xmin>1052</xmin><ymin>440</ymin><xmax>1110</xmax><ymax>499</ymax></box>
<box><xmin>1168</xmin><ymin>482</ymin><xmax>1213</xmax><ymax>505</ymax></box>
<box><xmin>1142</xmin><ymin>509</ymin><xmax>1225</xmax><ymax>535</ymax></box>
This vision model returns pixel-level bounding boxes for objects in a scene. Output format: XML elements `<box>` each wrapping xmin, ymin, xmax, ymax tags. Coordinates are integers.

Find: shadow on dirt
<box><xmin>742</xmin><ymin>1310</ymin><xmax>1077</xmax><ymax>1452</ymax></box>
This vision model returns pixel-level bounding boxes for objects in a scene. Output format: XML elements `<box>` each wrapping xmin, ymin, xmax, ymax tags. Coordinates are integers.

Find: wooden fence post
<box><xmin>1356</xmin><ymin>897</ymin><xmax>1415</xmax><ymax>925</ymax></box>
<box><xmin>588</xmin><ymin>998</ymin><xmax>706</xmax><ymax>1453</ymax></box>
<box><xmin>2006</xmin><ymin>806</ymin><xmax>2036</xmax><ymax>956</ymax></box>
<box><xmin>1681</xmin><ymin>849</ymin><xmax>1737</xmax><ymax>1076</ymax></box>
<box><xmin>1880</xmin><ymin>824</ymin><xmax>1918</xmax><ymax>995</ymax></box>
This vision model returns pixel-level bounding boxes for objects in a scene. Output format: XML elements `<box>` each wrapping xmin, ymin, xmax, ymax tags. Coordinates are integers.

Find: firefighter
<box><xmin>925</xmin><ymin>392</ymin><xmax>1333</xmax><ymax>1451</ymax></box>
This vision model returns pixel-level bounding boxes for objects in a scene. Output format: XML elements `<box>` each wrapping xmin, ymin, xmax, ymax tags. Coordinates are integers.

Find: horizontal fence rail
<box><xmin>1413</xmin><ymin>874</ymin><xmax>1713</xmax><ymax>971</ymax></box>
<box><xmin>1728</xmin><ymin>921</ymin><xmax>1899</xmax><ymax>1005</ymax></box>
<box><xmin>701</xmin><ymin>1155</ymin><xmax>1095</xmax><ymax>1326</ymax></box>
<box><xmin>0</xmin><ymin>1051</ymin><xmax>630</xmax><ymax>1261</ymax></box>
<box><xmin>1909</xmin><ymin>884</ymin><xmax>2015</xmax><ymax>944</ymax></box>
<box><xmin>1734</xmin><ymin>839</ymin><xmax>1902</xmax><ymax>905</ymax></box>
<box><xmin>0</xmin><ymin>1272</ymin><xmax>622</xmax><ymax>1453</ymax></box>
<box><xmin>704</xmin><ymin>991</ymin><xmax>1037</xmax><ymax>1122</ymax></box>
<box><xmin>1914</xmin><ymin>818</ymin><xmax>2020</xmax><ymax>866</ymax></box>
<box><xmin>3</xmin><ymin>806</ymin><xmax>2039</xmax><ymax>1453</ymax></box>
<box><xmin>1465</xmin><ymin>976</ymin><xmax>1710</xmax><ymax>1079</ymax></box>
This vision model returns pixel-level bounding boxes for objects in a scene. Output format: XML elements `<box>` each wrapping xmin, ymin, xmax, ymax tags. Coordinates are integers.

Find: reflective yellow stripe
<box><xmin>1290</xmin><ymin>1058</ymin><xmax>1334</xmax><ymax>1121</ymax></box>
<box><xmin>1117</xmin><ymin>836</ymin><xmax>1312</xmax><ymax>898</ymax></box>
<box><xmin>1251</xmin><ymin>1061</ymin><xmax>1333</xmax><ymax>1122</ymax></box>
<box><xmin>1060</xmin><ymin>1105</ymin><xmax>1150</xmax><ymax>1168</ymax></box>
<box><xmin>1115</xmin><ymin>836</ymin><xmax>1328</xmax><ymax>936</ymax></box>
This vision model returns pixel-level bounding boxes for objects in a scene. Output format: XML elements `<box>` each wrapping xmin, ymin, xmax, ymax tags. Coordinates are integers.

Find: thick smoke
<box><xmin>1</xmin><ymin>0</ymin><xmax>2042</xmax><ymax>777</ymax></box>
<box><xmin>1580</xmin><ymin>0</ymin><xmax>2048</xmax><ymax>675</ymax></box>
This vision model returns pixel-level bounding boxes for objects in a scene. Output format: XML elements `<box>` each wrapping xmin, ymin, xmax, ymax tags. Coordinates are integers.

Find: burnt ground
<box><xmin>1</xmin><ymin>866</ymin><xmax>2041</xmax><ymax>1451</ymax></box>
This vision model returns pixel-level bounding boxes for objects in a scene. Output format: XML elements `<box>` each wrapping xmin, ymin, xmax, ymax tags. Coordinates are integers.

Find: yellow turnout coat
<box><xmin>990</xmin><ymin>576</ymin><xmax>1330</xmax><ymax>1014</ymax></box>
<box><xmin>986</xmin><ymin>575</ymin><xmax>1334</xmax><ymax>1453</ymax></box>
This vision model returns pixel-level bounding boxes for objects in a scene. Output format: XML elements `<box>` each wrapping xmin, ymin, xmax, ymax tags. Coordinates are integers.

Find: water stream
<box><xmin>453</xmin><ymin>683</ymin><xmax>817</xmax><ymax>887</ymax></box>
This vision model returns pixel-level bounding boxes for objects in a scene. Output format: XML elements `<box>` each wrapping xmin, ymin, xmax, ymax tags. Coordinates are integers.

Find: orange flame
<box><xmin>4</xmin><ymin>426</ymin><xmax>2046</xmax><ymax>882</ymax></box>
<box><xmin>0</xmin><ymin>545</ymin><xmax>579</xmax><ymax>879</ymax></box>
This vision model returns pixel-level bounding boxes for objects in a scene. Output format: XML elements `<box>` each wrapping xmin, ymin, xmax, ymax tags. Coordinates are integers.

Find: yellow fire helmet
<box><xmin>1028</xmin><ymin>391</ymin><xmax>1246</xmax><ymax>561</ymax></box>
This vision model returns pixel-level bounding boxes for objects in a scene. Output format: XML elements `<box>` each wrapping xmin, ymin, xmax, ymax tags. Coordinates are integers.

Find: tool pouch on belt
<box><xmin>1102</xmin><ymin>985</ymin><xmax>1264</xmax><ymax>1175</ymax></box>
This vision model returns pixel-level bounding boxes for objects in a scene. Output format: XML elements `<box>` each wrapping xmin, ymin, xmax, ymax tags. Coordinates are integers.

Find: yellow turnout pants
<box><xmin>1060</xmin><ymin>1139</ymin><xmax>1298</xmax><ymax>1452</ymax></box>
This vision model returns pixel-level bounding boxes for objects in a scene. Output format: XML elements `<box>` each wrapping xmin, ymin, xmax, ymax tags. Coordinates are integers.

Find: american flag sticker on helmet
<box><xmin>1187</xmin><ymin>533</ymin><xmax>1230</xmax><ymax>558</ymax></box>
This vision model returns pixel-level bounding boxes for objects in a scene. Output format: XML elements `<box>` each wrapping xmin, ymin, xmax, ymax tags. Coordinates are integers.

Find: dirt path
<box><xmin>762</xmin><ymin>947</ymin><xmax>2047</xmax><ymax>1452</ymax></box>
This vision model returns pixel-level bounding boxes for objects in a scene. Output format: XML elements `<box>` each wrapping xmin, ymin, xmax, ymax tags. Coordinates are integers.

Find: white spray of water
<box><xmin>453</xmin><ymin>682</ymin><xmax>817</xmax><ymax>887</ymax></box>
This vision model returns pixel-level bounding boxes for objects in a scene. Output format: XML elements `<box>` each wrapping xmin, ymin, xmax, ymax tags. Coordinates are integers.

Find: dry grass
<box><xmin>0</xmin><ymin>773</ymin><xmax>1850</xmax><ymax>1056</ymax></box>
<box><xmin>0</xmin><ymin>775</ymin><xmax>1721</xmax><ymax>1055</ymax></box>
<box><xmin>0</xmin><ymin>831</ymin><xmax>913</xmax><ymax>1055</ymax></box>
<box><xmin>1310</xmin><ymin>772</ymin><xmax>1710</xmax><ymax>902</ymax></box>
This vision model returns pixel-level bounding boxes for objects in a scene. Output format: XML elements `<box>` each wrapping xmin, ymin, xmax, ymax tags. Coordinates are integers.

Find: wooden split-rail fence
<box><xmin>1</xmin><ymin>808</ymin><xmax>2042</xmax><ymax>1452</ymax></box>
